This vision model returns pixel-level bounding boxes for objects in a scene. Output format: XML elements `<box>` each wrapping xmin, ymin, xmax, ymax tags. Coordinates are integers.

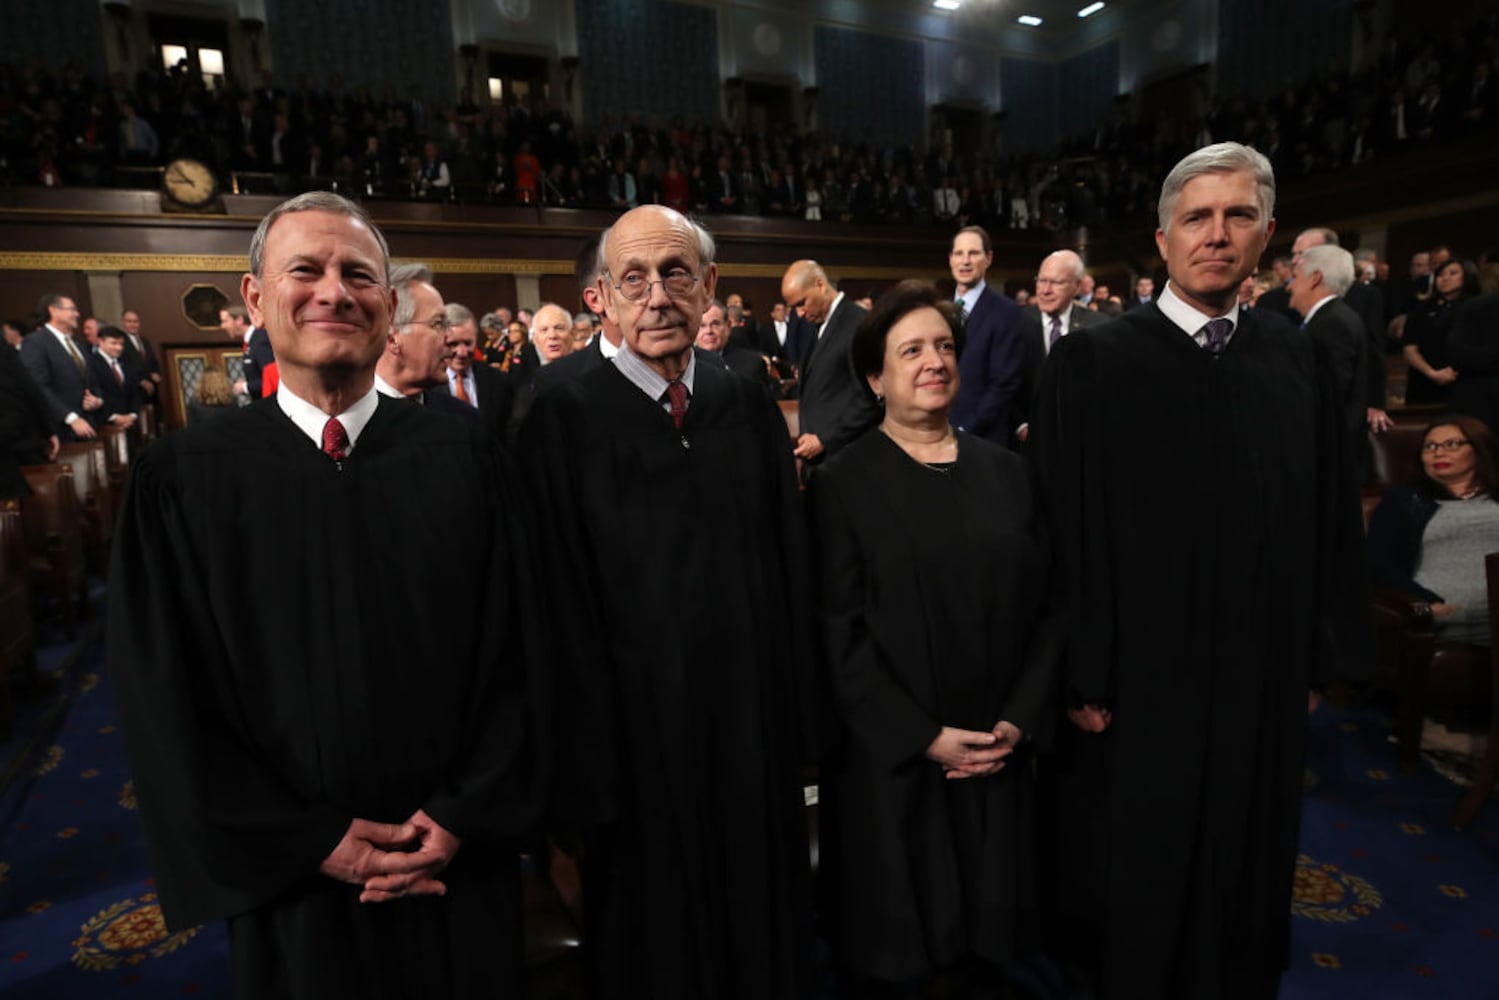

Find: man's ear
<box><xmin>242</xmin><ymin>272</ymin><xmax>264</xmax><ymax>328</ymax></box>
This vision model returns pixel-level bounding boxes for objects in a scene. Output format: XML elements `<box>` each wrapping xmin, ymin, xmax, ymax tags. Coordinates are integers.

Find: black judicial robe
<box><xmin>1030</xmin><ymin>305</ymin><xmax>1371</xmax><ymax>1000</ymax></box>
<box><xmin>811</xmin><ymin>429</ymin><xmax>1060</xmax><ymax>982</ymax></box>
<box><xmin>517</xmin><ymin>360</ymin><xmax>817</xmax><ymax>1000</ymax></box>
<box><xmin>109</xmin><ymin>396</ymin><xmax>545</xmax><ymax>999</ymax></box>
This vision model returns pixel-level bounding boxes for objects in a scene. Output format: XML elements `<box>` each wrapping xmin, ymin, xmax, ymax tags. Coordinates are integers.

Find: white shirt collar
<box><xmin>1158</xmin><ymin>281</ymin><xmax>1240</xmax><ymax>347</ymax></box>
<box><xmin>611</xmin><ymin>338</ymin><xmax>697</xmax><ymax>402</ymax></box>
<box><xmin>818</xmin><ymin>291</ymin><xmax>847</xmax><ymax>339</ymax></box>
<box><xmin>1302</xmin><ymin>294</ymin><xmax>1336</xmax><ymax>325</ymax></box>
<box><xmin>599</xmin><ymin>333</ymin><xmax>622</xmax><ymax>359</ymax></box>
<box><xmin>46</xmin><ymin>324</ymin><xmax>77</xmax><ymax>350</ymax></box>
<box><xmin>956</xmin><ymin>280</ymin><xmax>986</xmax><ymax>315</ymax></box>
<box><xmin>277</xmin><ymin>380</ymin><xmax>380</xmax><ymax>453</ymax></box>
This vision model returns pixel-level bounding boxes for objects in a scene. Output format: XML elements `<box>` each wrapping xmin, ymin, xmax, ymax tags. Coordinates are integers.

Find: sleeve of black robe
<box><xmin>109</xmin><ymin>448</ymin><xmax>351</xmax><ymax>928</ymax></box>
<box><xmin>1029</xmin><ymin>333</ymin><xmax>1117</xmax><ymax>708</ymax></box>
<box><xmin>109</xmin><ymin>432</ymin><xmax>547</xmax><ymax>929</ymax></box>
<box><xmin>515</xmin><ymin>384</ymin><xmax>620</xmax><ymax>833</ymax></box>
<box><xmin>1309</xmin><ymin>336</ymin><xmax>1376</xmax><ymax>684</ymax></box>
<box><xmin>811</xmin><ymin>461</ymin><xmax>942</xmax><ymax>771</ymax></box>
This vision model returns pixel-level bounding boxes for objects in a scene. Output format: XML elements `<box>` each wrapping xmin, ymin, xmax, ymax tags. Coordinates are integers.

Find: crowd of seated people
<box><xmin>2</xmin><ymin>10</ymin><xmax>1494</xmax><ymax>229</ymax></box>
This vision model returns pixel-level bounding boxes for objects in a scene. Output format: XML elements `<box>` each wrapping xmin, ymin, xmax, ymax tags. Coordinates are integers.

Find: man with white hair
<box><xmin>372</xmin><ymin>263</ymin><xmax>455</xmax><ymax>402</ymax></box>
<box><xmin>1033</xmin><ymin>143</ymin><xmax>1369</xmax><ymax>1000</ymax></box>
<box><xmin>529</xmin><ymin>303</ymin><xmax>574</xmax><ymax>365</ymax></box>
<box><xmin>1013</xmin><ymin>248</ymin><xmax>1104</xmax><ymax>443</ymax></box>
<box><xmin>1290</xmin><ymin>243</ymin><xmax>1369</xmax><ymax>442</ymax></box>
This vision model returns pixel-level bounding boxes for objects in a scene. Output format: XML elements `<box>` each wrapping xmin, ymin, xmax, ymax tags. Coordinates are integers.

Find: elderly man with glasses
<box><xmin>517</xmin><ymin>204</ymin><xmax>817</xmax><ymax>1000</ymax></box>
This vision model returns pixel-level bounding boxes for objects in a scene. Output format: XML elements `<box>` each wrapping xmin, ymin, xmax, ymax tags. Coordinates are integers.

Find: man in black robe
<box><xmin>110</xmin><ymin>191</ymin><xmax>543</xmax><ymax>998</ymax></box>
<box><xmin>1032</xmin><ymin>143</ymin><xmax>1370</xmax><ymax>1000</ymax></box>
<box><xmin>517</xmin><ymin>205</ymin><xmax>817</xmax><ymax>999</ymax></box>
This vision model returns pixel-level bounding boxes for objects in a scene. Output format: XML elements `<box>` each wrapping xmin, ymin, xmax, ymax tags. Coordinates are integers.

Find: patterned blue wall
<box><xmin>575</xmin><ymin>0</ymin><xmax>720</xmax><ymax>125</ymax></box>
<box><xmin>1059</xmin><ymin>40</ymin><xmax>1120</xmax><ymax>141</ymax></box>
<box><xmin>1217</xmin><ymin>0</ymin><xmax>1351</xmax><ymax>99</ymax></box>
<box><xmin>815</xmin><ymin>25</ymin><xmax>924</xmax><ymax>148</ymax></box>
<box><xmin>1001</xmin><ymin>57</ymin><xmax>1058</xmax><ymax>153</ymax></box>
<box><xmin>265</xmin><ymin>0</ymin><xmax>455</xmax><ymax>101</ymax></box>
<box><xmin>4</xmin><ymin>0</ymin><xmax>106</xmax><ymax>77</ymax></box>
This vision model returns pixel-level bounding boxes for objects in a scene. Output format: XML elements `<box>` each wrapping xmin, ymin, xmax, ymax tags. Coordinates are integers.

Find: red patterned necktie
<box><xmin>665</xmin><ymin>380</ymin><xmax>687</xmax><ymax>430</ymax></box>
<box><xmin>322</xmin><ymin>417</ymin><xmax>350</xmax><ymax>462</ymax></box>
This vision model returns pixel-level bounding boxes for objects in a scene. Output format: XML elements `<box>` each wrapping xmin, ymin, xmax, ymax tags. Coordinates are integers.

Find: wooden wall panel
<box><xmin>537</xmin><ymin>275</ymin><xmax>582</xmax><ymax>314</ymax></box>
<box><xmin>430</xmin><ymin>274</ymin><xmax>519</xmax><ymax>317</ymax></box>
<box><xmin>119</xmin><ymin>272</ymin><xmax>244</xmax><ymax>348</ymax></box>
<box><xmin>0</xmin><ymin>272</ymin><xmax>92</xmax><ymax>329</ymax></box>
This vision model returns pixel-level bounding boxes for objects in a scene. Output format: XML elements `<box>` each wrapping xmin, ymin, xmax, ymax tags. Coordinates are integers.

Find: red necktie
<box><xmin>322</xmin><ymin>417</ymin><xmax>350</xmax><ymax>462</ymax></box>
<box><xmin>111</xmin><ymin>359</ymin><xmax>123</xmax><ymax>384</ymax></box>
<box><xmin>666</xmin><ymin>380</ymin><xmax>687</xmax><ymax>430</ymax></box>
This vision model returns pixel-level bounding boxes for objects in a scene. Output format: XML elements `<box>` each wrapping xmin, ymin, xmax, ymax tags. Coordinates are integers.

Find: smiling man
<box><xmin>109</xmin><ymin>191</ymin><xmax>542</xmax><ymax>999</ymax></box>
<box><xmin>947</xmin><ymin>226</ymin><xmax>1025</xmax><ymax>447</ymax></box>
<box><xmin>1032</xmin><ymin>143</ymin><xmax>1371</xmax><ymax>1000</ymax></box>
<box><xmin>518</xmin><ymin>204</ymin><xmax>816</xmax><ymax>999</ymax></box>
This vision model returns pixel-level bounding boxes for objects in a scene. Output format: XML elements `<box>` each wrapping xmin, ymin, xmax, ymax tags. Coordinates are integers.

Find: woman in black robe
<box><xmin>811</xmin><ymin>281</ymin><xmax>1060</xmax><ymax>997</ymax></box>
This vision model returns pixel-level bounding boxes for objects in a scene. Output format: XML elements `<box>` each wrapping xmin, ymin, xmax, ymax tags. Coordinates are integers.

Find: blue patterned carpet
<box><xmin>1</xmin><ymin>622</ymin><xmax>1495</xmax><ymax>998</ymax></box>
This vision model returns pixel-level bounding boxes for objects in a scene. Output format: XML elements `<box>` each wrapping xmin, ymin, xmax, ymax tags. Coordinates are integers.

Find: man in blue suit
<box><xmin>947</xmin><ymin>226</ymin><xmax>1025</xmax><ymax>446</ymax></box>
<box><xmin>19</xmin><ymin>293</ymin><xmax>104</xmax><ymax>440</ymax></box>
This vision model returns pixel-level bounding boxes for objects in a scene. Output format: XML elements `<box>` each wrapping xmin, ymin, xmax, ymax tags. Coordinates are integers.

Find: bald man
<box><xmin>780</xmin><ymin>259</ymin><xmax>879</xmax><ymax>466</ymax></box>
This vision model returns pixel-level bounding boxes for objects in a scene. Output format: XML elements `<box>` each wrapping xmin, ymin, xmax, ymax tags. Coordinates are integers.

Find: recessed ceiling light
<box><xmin>1017</xmin><ymin>14</ymin><xmax>1043</xmax><ymax>26</ymax></box>
<box><xmin>933</xmin><ymin>0</ymin><xmax>961</xmax><ymax>9</ymax></box>
<box><xmin>1078</xmin><ymin>2</ymin><xmax>1105</xmax><ymax>16</ymax></box>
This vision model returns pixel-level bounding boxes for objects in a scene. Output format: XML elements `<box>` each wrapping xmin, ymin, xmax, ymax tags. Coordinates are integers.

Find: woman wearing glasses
<box><xmin>811</xmin><ymin>280</ymin><xmax>1060</xmax><ymax>997</ymax></box>
<box><xmin>1367</xmin><ymin>414</ymin><xmax>1499</xmax><ymax>643</ymax></box>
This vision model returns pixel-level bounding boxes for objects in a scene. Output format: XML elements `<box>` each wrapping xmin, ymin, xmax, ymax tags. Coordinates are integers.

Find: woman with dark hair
<box><xmin>812</xmin><ymin>279</ymin><xmax>1059</xmax><ymax>997</ymax></box>
<box><xmin>1403</xmin><ymin>258</ymin><xmax>1482</xmax><ymax>405</ymax></box>
<box><xmin>1367</xmin><ymin>413</ymin><xmax>1499</xmax><ymax>643</ymax></box>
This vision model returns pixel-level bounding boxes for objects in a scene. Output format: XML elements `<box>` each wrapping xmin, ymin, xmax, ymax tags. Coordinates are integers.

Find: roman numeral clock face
<box><xmin>163</xmin><ymin>158</ymin><xmax>218</xmax><ymax>209</ymax></box>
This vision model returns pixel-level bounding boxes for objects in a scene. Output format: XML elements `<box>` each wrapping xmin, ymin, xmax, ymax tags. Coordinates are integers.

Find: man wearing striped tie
<box><xmin>1012</xmin><ymin>249</ymin><xmax>1104</xmax><ymax>445</ymax></box>
<box><xmin>19</xmin><ymin>293</ymin><xmax>104</xmax><ymax>440</ymax></box>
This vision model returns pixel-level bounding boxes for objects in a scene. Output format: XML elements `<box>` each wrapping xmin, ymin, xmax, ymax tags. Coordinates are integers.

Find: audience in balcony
<box><xmin>2</xmin><ymin>11</ymin><xmax>1493</xmax><ymax>231</ymax></box>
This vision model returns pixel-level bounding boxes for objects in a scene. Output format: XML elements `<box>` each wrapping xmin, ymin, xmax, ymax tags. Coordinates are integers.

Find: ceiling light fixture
<box><xmin>1077</xmin><ymin>2</ymin><xmax>1105</xmax><ymax>16</ymax></box>
<box><xmin>933</xmin><ymin>0</ymin><xmax>961</xmax><ymax>9</ymax></box>
<box><xmin>1017</xmin><ymin>14</ymin><xmax>1043</xmax><ymax>26</ymax></box>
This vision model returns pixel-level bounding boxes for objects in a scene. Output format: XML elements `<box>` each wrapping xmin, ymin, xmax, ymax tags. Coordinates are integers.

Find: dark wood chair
<box><xmin>55</xmin><ymin>440</ymin><xmax>113</xmax><ymax>574</ymax></box>
<box><xmin>1453</xmin><ymin>552</ymin><xmax>1499</xmax><ymax>829</ymax></box>
<box><xmin>0</xmin><ymin>499</ymin><xmax>36</xmax><ymax>741</ymax></box>
<box><xmin>20</xmin><ymin>464</ymin><xmax>88</xmax><ymax>636</ymax></box>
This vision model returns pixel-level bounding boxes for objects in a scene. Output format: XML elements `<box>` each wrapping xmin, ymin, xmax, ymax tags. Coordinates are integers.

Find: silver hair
<box><xmin>1299</xmin><ymin>244</ymin><xmax>1355</xmax><ymax>297</ymax></box>
<box><xmin>248</xmin><ymin>191</ymin><xmax>391</xmax><ymax>280</ymax></box>
<box><xmin>572</xmin><ymin>311</ymin><xmax>597</xmax><ymax>326</ymax></box>
<box><xmin>1299</xmin><ymin>226</ymin><xmax>1340</xmax><ymax>247</ymax></box>
<box><xmin>1157</xmin><ymin>142</ymin><xmax>1275</xmax><ymax>234</ymax></box>
<box><xmin>444</xmin><ymin>302</ymin><xmax>475</xmax><ymax>326</ymax></box>
<box><xmin>389</xmin><ymin>262</ymin><xmax>434</xmax><ymax>329</ymax></box>
<box><xmin>598</xmin><ymin>207</ymin><xmax>717</xmax><ymax>275</ymax></box>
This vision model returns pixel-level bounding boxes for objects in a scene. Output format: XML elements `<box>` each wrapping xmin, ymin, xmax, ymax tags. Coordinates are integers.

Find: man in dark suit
<box><xmin>1013</xmin><ymin>249</ymin><xmax>1105</xmax><ymax>443</ymax></box>
<box><xmin>946</xmin><ymin>226</ymin><xmax>1025</xmax><ymax>446</ymax></box>
<box><xmin>1286</xmin><ymin>227</ymin><xmax>1392</xmax><ymax>433</ymax></box>
<box><xmin>372</xmin><ymin>264</ymin><xmax>461</xmax><ymax>414</ymax></box>
<box><xmin>1289</xmin><ymin>244</ymin><xmax>1369</xmax><ymax>442</ymax></box>
<box><xmin>1124</xmin><ymin>276</ymin><xmax>1156</xmax><ymax>310</ymax></box>
<box><xmin>781</xmin><ymin>259</ymin><xmax>880</xmax><ymax>467</ymax></box>
<box><xmin>433</xmin><ymin>301</ymin><xmax>514</xmax><ymax>440</ymax></box>
<box><xmin>0</xmin><ymin>333</ymin><xmax>58</xmax><ymax>499</ymax></box>
<box><xmin>19</xmin><ymin>293</ymin><xmax>104</xmax><ymax>440</ymax></box>
<box><xmin>119</xmin><ymin>309</ymin><xmax>161</xmax><ymax>405</ymax></box>
<box><xmin>85</xmin><ymin>326</ymin><xmax>142</xmax><ymax>430</ymax></box>
<box><xmin>695</xmin><ymin>301</ymin><xmax>776</xmax><ymax>394</ymax></box>
<box><xmin>222</xmin><ymin>305</ymin><xmax>276</xmax><ymax>398</ymax></box>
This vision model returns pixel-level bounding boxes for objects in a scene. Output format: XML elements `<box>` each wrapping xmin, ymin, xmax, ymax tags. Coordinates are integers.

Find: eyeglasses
<box><xmin>406</xmin><ymin>316</ymin><xmax>451</xmax><ymax>335</ymax></box>
<box><xmin>1424</xmin><ymin>438</ymin><xmax>1470</xmax><ymax>453</ymax></box>
<box><xmin>607</xmin><ymin>268</ymin><xmax>700</xmax><ymax>303</ymax></box>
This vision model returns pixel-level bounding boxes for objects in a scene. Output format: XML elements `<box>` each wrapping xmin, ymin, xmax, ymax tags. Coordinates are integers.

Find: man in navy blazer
<box><xmin>947</xmin><ymin>226</ymin><xmax>1025</xmax><ymax>446</ymax></box>
<box><xmin>19</xmin><ymin>293</ymin><xmax>104</xmax><ymax>440</ymax></box>
<box><xmin>85</xmin><ymin>326</ymin><xmax>143</xmax><ymax>429</ymax></box>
